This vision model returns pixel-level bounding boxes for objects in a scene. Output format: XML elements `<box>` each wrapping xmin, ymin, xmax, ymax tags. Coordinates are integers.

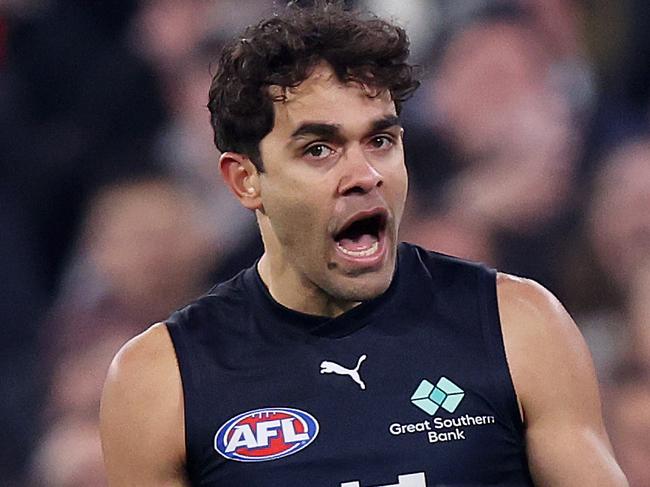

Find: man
<box><xmin>100</xmin><ymin>2</ymin><xmax>627</xmax><ymax>485</ymax></box>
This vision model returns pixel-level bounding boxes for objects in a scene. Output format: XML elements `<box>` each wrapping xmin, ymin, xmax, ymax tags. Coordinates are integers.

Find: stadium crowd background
<box><xmin>1</xmin><ymin>0</ymin><xmax>650</xmax><ymax>485</ymax></box>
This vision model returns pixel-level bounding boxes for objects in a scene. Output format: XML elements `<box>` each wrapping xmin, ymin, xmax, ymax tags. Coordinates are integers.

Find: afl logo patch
<box><xmin>214</xmin><ymin>407</ymin><xmax>319</xmax><ymax>462</ymax></box>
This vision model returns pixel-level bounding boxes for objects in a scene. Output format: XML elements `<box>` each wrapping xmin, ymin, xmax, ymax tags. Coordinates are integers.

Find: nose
<box><xmin>337</xmin><ymin>145</ymin><xmax>383</xmax><ymax>196</ymax></box>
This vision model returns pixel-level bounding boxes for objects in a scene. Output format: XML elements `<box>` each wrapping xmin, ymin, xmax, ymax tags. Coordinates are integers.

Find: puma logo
<box><xmin>320</xmin><ymin>354</ymin><xmax>367</xmax><ymax>390</ymax></box>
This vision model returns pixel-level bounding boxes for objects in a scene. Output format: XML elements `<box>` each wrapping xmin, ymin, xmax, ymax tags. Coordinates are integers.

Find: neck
<box><xmin>257</xmin><ymin>253</ymin><xmax>360</xmax><ymax>318</ymax></box>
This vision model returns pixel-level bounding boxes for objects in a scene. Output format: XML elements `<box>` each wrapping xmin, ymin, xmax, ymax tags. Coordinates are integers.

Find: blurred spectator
<box><xmin>589</xmin><ymin>139</ymin><xmax>650</xmax><ymax>293</ymax></box>
<box><xmin>30</xmin><ymin>417</ymin><xmax>106</xmax><ymax>487</ymax></box>
<box><xmin>3</xmin><ymin>0</ymin><xmax>166</xmax><ymax>293</ymax></box>
<box><xmin>362</xmin><ymin>0</ymin><xmax>442</xmax><ymax>63</ymax></box>
<box><xmin>577</xmin><ymin>138</ymin><xmax>650</xmax><ymax>374</ymax></box>
<box><xmin>129</xmin><ymin>0</ymin><xmax>274</xmax><ymax>77</ymax></box>
<box><xmin>27</xmin><ymin>328</ymin><xmax>131</xmax><ymax>486</ymax></box>
<box><xmin>44</xmin><ymin>329</ymin><xmax>134</xmax><ymax>423</ymax></box>
<box><xmin>30</xmin><ymin>175</ymin><xmax>218</xmax><ymax>485</ymax></box>
<box><xmin>128</xmin><ymin>0</ymin><xmax>212</xmax><ymax>76</ymax></box>
<box><xmin>45</xmin><ymin>174</ymin><xmax>217</xmax><ymax>346</ymax></box>
<box><xmin>428</xmin><ymin>5</ymin><xmax>581</xmax><ymax>228</ymax></box>
<box><xmin>402</xmin><ymin>1</ymin><xmax>590</xmax><ymax>292</ymax></box>
<box><xmin>130</xmin><ymin>0</ymin><xmax>261</xmax><ymax>268</ymax></box>
<box><xmin>1</xmin><ymin>1</ymin><xmax>164</xmax><ymax>482</ymax></box>
<box><xmin>152</xmin><ymin>44</ymin><xmax>258</xmax><ymax>255</ymax></box>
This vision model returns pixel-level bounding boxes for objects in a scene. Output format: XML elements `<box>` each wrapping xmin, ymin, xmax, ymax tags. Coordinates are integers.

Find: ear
<box><xmin>219</xmin><ymin>152</ymin><xmax>263</xmax><ymax>211</ymax></box>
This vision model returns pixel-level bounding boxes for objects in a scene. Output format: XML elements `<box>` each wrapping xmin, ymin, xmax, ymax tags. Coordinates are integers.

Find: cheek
<box><xmin>263</xmin><ymin>180</ymin><xmax>328</xmax><ymax>247</ymax></box>
<box><xmin>385</xmin><ymin>162</ymin><xmax>408</xmax><ymax>216</ymax></box>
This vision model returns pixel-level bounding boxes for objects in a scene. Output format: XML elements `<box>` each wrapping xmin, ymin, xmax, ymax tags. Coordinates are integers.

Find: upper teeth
<box><xmin>337</xmin><ymin>240</ymin><xmax>379</xmax><ymax>257</ymax></box>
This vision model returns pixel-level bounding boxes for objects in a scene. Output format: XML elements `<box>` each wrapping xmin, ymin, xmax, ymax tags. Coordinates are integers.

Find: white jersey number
<box><xmin>341</xmin><ymin>472</ymin><xmax>426</xmax><ymax>487</ymax></box>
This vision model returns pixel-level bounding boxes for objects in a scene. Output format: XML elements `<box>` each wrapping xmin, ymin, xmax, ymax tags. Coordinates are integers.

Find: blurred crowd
<box><xmin>1</xmin><ymin>0</ymin><xmax>650</xmax><ymax>485</ymax></box>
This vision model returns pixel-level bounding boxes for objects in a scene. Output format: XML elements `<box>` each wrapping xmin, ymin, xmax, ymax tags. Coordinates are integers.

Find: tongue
<box><xmin>337</xmin><ymin>233</ymin><xmax>378</xmax><ymax>251</ymax></box>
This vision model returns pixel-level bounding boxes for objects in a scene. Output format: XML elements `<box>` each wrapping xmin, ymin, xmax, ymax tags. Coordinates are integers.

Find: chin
<box><xmin>329</xmin><ymin>268</ymin><xmax>394</xmax><ymax>302</ymax></box>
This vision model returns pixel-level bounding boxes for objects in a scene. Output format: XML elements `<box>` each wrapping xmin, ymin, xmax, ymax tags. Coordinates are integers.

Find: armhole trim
<box><xmin>164</xmin><ymin>316</ymin><xmax>198</xmax><ymax>485</ymax></box>
<box><xmin>477</xmin><ymin>268</ymin><xmax>526</xmax><ymax>438</ymax></box>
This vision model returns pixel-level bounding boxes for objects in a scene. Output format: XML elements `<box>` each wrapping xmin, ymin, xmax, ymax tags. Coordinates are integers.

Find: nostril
<box><xmin>342</xmin><ymin>185</ymin><xmax>368</xmax><ymax>196</ymax></box>
<box><xmin>338</xmin><ymin>158</ymin><xmax>384</xmax><ymax>195</ymax></box>
<box><xmin>341</xmin><ymin>178</ymin><xmax>383</xmax><ymax>196</ymax></box>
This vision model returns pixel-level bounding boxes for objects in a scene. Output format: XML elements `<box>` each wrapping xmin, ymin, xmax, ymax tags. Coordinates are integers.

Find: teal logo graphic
<box><xmin>410</xmin><ymin>377</ymin><xmax>464</xmax><ymax>416</ymax></box>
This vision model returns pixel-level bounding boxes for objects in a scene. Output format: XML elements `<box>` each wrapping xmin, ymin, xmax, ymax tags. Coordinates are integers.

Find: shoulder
<box><xmin>105</xmin><ymin>322</ymin><xmax>180</xmax><ymax>387</ymax></box>
<box><xmin>495</xmin><ymin>273</ymin><xmax>596</xmax><ymax>420</ymax></box>
<box><xmin>495</xmin><ymin>272</ymin><xmax>585</xmax><ymax>354</ymax></box>
<box><xmin>495</xmin><ymin>278</ymin><xmax>628</xmax><ymax>485</ymax></box>
<box><xmin>497</xmin><ymin>272</ymin><xmax>565</xmax><ymax>320</ymax></box>
<box><xmin>100</xmin><ymin>323</ymin><xmax>186</xmax><ymax>483</ymax></box>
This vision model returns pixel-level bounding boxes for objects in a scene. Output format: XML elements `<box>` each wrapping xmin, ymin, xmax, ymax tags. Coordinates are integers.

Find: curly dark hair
<box><xmin>207</xmin><ymin>0</ymin><xmax>420</xmax><ymax>170</ymax></box>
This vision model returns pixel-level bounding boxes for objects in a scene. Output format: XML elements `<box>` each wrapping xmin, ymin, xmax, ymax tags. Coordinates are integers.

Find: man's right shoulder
<box><xmin>103</xmin><ymin>322</ymin><xmax>183</xmax><ymax>422</ymax></box>
<box><xmin>100</xmin><ymin>323</ymin><xmax>186</xmax><ymax>485</ymax></box>
<box><xmin>108</xmin><ymin>322</ymin><xmax>178</xmax><ymax>382</ymax></box>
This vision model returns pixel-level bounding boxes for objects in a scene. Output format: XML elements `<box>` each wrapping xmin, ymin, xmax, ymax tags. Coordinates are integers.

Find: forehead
<box><xmin>268</xmin><ymin>64</ymin><xmax>397</xmax><ymax>137</ymax></box>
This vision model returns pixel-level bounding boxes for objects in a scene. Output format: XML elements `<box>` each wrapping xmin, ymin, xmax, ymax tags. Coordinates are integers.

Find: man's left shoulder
<box><xmin>495</xmin><ymin>273</ymin><xmax>598</xmax><ymax>419</ymax></box>
<box><xmin>495</xmin><ymin>277</ymin><xmax>628</xmax><ymax>485</ymax></box>
<box><xmin>495</xmin><ymin>272</ymin><xmax>581</xmax><ymax>345</ymax></box>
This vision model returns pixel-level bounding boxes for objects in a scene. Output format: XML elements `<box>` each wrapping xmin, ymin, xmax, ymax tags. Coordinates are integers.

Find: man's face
<box><xmin>257</xmin><ymin>64</ymin><xmax>407</xmax><ymax>309</ymax></box>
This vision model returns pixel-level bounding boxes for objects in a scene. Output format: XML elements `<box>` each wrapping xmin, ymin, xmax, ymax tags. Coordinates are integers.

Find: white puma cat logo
<box><xmin>320</xmin><ymin>354</ymin><xmax>367</xmax><ymax>390</ymax></box>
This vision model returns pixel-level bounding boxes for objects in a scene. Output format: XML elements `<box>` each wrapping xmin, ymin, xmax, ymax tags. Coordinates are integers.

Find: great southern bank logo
<box><xmin>214</xmin><ymin>407</ymin><xmax>319</xmax><ymax>462</ymax></box>
<box><xmin>388</xmin><ymin>377</ymin><xmax>495</xmax><ymax>445</ymax></box>
<box><xmin>410</xmin><ymin>377</ymin><xmax>464</xmax><ymax>416</ymax></box>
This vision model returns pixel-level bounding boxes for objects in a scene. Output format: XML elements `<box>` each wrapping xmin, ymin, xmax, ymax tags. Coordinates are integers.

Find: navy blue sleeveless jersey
<box><xmin>166</xmin><ymin>243</ymin><xmax>534</xmax><ymax>486</ymax></box>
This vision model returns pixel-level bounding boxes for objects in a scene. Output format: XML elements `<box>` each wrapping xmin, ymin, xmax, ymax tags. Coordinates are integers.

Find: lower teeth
<box><xmin>337</xmin><ymin>240</ymin><xmax>379</xmax><ymax>257</ymax></box>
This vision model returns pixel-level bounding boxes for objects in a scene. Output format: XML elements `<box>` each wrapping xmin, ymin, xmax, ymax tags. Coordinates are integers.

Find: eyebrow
<box><xmin>289</xmin><ymin>115</ymin><xmax>402</xmax><ymax>141</ymax></box>
<box><xmin>290</xmin><ymin>123</ymin><xmax>342</xmax><ymax>140</ymax></box>
<box><xmin>370</xmin><ymin>115</ymin><xmax>401</xmax><ymax>133</ymax></box>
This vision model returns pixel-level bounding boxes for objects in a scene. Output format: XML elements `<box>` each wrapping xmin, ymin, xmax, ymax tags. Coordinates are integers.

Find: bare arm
<box><xmin>100</xmin><ymin>323</ymin><xmax>188</xmax><ymax>486</ymax></box>
<box><xmin>497</xmin><ymin>274</ymin><xmax>627</xmax><ymax>486</ymax></box>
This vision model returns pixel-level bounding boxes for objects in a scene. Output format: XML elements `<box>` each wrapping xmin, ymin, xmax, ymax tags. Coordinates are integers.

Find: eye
<box><xmin>304</xmin><ymin>144</ymin><xmax>335</xmax><ymax>160</ymax></box>
<box><xmin>368</xmin><ymin>135</ymin><xmax>394</xmax><ymax>150</ymax></box>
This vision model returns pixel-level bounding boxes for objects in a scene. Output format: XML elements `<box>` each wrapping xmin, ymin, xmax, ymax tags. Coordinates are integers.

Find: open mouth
<box><xmin>333</xmin><ymin>210</ymin><xmax>388</xmax><ymax>259</ymax></box>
